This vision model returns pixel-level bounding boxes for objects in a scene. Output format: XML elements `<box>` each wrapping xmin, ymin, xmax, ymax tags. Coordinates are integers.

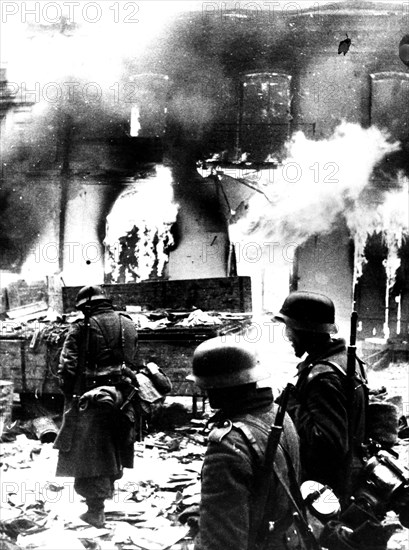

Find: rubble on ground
<box><xmin>0</xmin><ymin>424</ymin><xmax>207</xmax><ymax>550</ymax></box>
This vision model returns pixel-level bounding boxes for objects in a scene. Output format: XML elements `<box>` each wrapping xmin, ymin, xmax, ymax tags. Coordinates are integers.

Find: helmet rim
<box><xmin>187</xmin><ymin>363</ymin><xmax>271</xmax><ymax>389</ymax></box>
<box><xmin>189</xmin><ymin>337</ymin><xmax>271</xmax><ymax>389</ymax></box>
<box><xmin>75</xmin><ymin>285</ymin><xmax>108</xmax><ymax>308</ymax></box>
<box><xmin>273</xmin><ymin>291</ymin><xmax>337</xmax><ymax>334</ymax></box>
<box><xmin>273</xmin><ymin>312</ymin><xmax>337</xmax><ymax>334</ymax></box>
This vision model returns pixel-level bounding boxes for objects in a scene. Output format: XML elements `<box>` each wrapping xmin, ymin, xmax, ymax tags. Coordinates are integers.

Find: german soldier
<box><xmin>54</xmin><ymin>285</ymin><xmax>139</xmax><ymax>528</ymax></box>
<box><xmin>273</xmin><ymin>291</ymin><xmax>367</xmax><ymax>505</ymax></box>
<box><xmin>188</xmin><ymin>336</ymin><xmax>301</xmax><ymax>550</ymax></box>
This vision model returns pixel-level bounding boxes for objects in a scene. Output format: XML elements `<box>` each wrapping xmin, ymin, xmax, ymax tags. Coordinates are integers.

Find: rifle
<box><xmin>347</xmin><ymin>311</ymin><xmax>358</xmax><ymax>391</ymax></box>
<box><xmin>345</xmin><ymin>310</ymin><xmax>358</xmax><ymax>502</ymax></box>
<box><xmin>264</xmin><ymin>383</ymin><xmax>294</xmax><ymax>467</ymax></box>
<box><xmin>260</xmin><ymin>383</ymin><xmax>322</xmax><ymax>550</ymax></box>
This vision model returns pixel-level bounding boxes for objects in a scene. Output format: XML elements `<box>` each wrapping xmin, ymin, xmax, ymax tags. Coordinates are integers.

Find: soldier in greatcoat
<box><xmin>188</xmin><ymin>336</ymin><xmax>301</xmax><ymax>550</ymax></box>
<box><xmin>54</xmin><ymin>286</ymin><xmax>143</xmax><ymax>527</ymax></box>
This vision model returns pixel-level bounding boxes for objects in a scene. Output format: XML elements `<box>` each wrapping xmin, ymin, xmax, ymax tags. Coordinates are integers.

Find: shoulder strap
<box><xmin>307</xmin><ymin>359</ymin><xmax>346</xmax><ymax>380</ymax></box>
<box><xmin>233</xmin><ymin>415</ymin><xmax>320</xmax><ymax>550</ymax></box>
<box><xmin>308</xmin><ymin>356</ymin><xmax>367</xmax><ymax>381</ymax></box>
<box><xmin>232</xmin><ymin>419</ymin><xmax>266</xmax><ymax>459</ymax></box>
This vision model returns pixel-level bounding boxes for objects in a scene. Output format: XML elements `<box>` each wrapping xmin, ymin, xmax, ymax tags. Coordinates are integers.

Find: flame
<box><xmin>346</xmin><ymin>173</ymin><xmax>409</xmax><ymax>295</ymax></box>
<box><xmin>104</xmin><ymin>165</ymin><xmax>178</xmax><ymax>283</ymax></box>
<box><xmin>229</xmin><ymin>122</ymin><xmax>403</xmax><ymax>313</ymax></box>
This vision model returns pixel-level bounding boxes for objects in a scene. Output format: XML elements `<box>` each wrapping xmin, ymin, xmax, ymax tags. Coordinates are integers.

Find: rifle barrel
<box><xmin>350</xmin><ymin>311</ymin><xmax>358</xmax><ymax>347</ymax></box>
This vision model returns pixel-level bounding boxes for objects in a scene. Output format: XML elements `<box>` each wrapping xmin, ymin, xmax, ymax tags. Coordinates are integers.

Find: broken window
<box><xmin>239</xmin><ymin>72</ymin><xmax>292</xmax><ymax>162</ymax></box>
<box><xmin>370</xmin><ymin>72</ymin><xmax>409</xmax><ymax>142</ymax></box>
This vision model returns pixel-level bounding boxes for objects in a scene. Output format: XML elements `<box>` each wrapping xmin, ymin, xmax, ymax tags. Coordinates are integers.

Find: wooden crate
<box><xmin>0</xmin><ymin>339</ymin><xmax>54</xmax><ymax>395</ymax></box>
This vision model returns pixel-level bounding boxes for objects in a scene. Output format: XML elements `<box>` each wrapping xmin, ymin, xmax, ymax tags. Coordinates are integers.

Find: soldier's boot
<box><xmin>80</xmin><ymin>498</ymin><xmax>105</xmax><ymax>528</ymax></box>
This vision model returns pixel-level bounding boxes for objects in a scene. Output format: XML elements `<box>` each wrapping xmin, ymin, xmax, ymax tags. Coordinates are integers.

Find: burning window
<box><xmin>239</xmin><ymin>72</ymin><xmax>292</xmax><ymax>162</ymax></box>
<box><xmin>104</xmin><ymin>166</ymin><xmax>178</xmax><ymax>284</ymax></box>
<box><xmin>128</xmin><ymin>73</ymin><xmax>169</xmax><ymax>138</ymax></box>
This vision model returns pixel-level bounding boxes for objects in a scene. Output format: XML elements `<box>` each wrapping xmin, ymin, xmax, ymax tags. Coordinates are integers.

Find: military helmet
<box><xmin>189</xmin><ymin>336</ymin><xmax>270</xmax><ymax>389</ymax></box>
<box><xmin>75</xmin><ymin>285</ymin><xmax>108</xmax><ymax>308</ymax></box>
<box><xmin>274</xmin><ymin>291</ymin><xmax>337</xmax><ymax>333</ymax></box>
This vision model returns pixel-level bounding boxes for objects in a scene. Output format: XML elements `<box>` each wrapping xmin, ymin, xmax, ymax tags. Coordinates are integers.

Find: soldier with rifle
<box><xmin>273</xmin><ymin>292</ymin><xmax>409</xmax><ymax>550</ymax></box>
<box><xmin>273</xmin><ymin>291</ymin><xmax>368</xmax><ymax>507</ymax></box>
<box><xmin>187</xmin><ymin>336</ymin><xmax>308</xmax><ymax>550</ymax></box>
<box><xmin>54</xmin><ymin>285</ymin><xmax>170</xmax><ymax>528</ymax></box>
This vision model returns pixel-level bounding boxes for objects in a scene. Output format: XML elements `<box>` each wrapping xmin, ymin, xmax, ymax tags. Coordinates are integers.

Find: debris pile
<box><xmin>0</xmin><ymin>423</ymin><xmax>208</xmax><ymax>550</ymax></box>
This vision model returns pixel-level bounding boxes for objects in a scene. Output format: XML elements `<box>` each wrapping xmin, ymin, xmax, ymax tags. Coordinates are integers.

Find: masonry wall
<box><xmin>1</xmin><ymin>3</ymin><xmax>408</xmax><ymax>333</ymax></box>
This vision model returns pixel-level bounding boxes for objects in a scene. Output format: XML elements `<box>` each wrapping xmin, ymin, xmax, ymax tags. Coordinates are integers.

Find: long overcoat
<box><xmin>54</xmin><ymin>303</ymin><xmax>138</xmax><ymax>478</ymax></box>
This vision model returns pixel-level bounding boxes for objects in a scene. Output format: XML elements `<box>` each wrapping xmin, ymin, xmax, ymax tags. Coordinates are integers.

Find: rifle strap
<box><xmin>306</xmin><ymin>357</ymin><xmax>367</xmax><ymax>385</ymax></box>
<box><xmin>234</xmin><ymin>414</ymin><xmax>320</xmax><ymax>549</ymax></box>
<box><xmin>307</xmin><ymin>359</ymin><xmax>347</xmax><ymax>378</ymax></box>
<box><xmin>73</xmin><ymin>314</ymin><xmax>90</xmax><ymax>396</ymax></box>
<box><xmin>273</xmin><ymin>457</ymin><xmax>321</xmax><ymax>550</ymax></box>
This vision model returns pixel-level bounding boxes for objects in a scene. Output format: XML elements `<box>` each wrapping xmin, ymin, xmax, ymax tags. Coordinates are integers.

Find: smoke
<box><xmin>228</xmin><ymin>122</ymin><xmax>405</xmax><ymax>313</ymax></box>
<box><xmin>104</xmin><ymin>166</ymin><xmax>179</xmax><ymax>283</ymax></box>
<box><xmin>1</xmin><ymin>6</ymin><xmax>233</xmax><ymax>275</ymax></box>
<box><xmin>230</xmin><ymin>122</ymin><xmax>400</xmax><ymax>245</ymax></box>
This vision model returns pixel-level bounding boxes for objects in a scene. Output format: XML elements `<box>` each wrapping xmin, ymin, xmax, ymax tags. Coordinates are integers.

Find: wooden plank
<box><xmin>62</xmin><ymin>276</ymin><xmax>252</xmax><ymax>313</ymax></box>
<box><xmin>5</xmin><ymin>281</ymin><xmax>48</xmax><ymax>310</ymax></box>
<box><xmin>7</xmin><ymin>301</ymin><xmax>48</xmax><ymax>319</ymax></box>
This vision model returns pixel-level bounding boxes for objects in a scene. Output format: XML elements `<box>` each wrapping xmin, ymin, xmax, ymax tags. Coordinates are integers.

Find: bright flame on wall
<box><xmin>348</xmin><ymin>173</ymin><xmax>409</xmax><ymax>285</ymax></box>
<box><xmin>229</xmin><ymin>122</ymin><xmax>402</xmax><ymax>313</ymax></box>
<box><xmin>104</xmin><ymin>165</ymin><xmax>179</xmax><ymax>283</ymax></box>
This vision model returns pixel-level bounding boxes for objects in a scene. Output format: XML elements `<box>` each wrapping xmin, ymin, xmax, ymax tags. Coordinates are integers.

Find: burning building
<box><xmin>1</xmin><ymin>1</ymin><xmax>408</xmax><ymax>342</ymax></box>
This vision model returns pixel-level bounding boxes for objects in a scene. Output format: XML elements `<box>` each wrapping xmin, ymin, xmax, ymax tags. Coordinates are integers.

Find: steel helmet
<box><xmin>274</xmin><ymin>291</ymin><xmax>337</xmax><ymax>333</ymax></box>
<box><xmin>189</xmin><ymin>336</ymin><xmax>270</xmax><ymax>389</ymax></box>
<box><xmin>75</xmin><ymin>285</ymin><xmax>108</xmax><ymax>308</ymax></box>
